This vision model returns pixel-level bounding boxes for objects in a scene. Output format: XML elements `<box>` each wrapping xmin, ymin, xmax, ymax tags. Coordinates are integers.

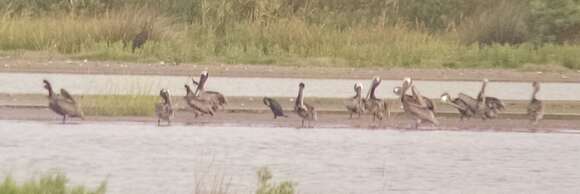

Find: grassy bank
<box><xmin>0</xmin><ymin>0</ymin><xmax>580</xmax><ymax>69</ymax></box>
<box><xmin>0</xmin><ymin>172</ymin><xmax>107</xmax><ymax>194</ymax></box>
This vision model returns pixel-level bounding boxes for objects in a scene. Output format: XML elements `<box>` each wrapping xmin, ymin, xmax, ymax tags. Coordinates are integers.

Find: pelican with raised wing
<box><xmin>440</xmin><ymin>92</ymin><xmax>475</xmax><ymax>120</ymax></box>
<box><xmin>43</xmin><ymin>80</ymin><xmax>84</xmax><ymax>124</ymax></box>
<box><xmin>294</xmin><ymin>82</ymin><xmax>317</xmax><ymax>128</ymax></box>
<box><xmin>184</xmin><ymin>84</ymin><xmax>214</xmax><ymax>118</ymax></box>
<box><xmin>192</xmin><ymin>71</ymin><xmax>227</xmax><ymax>111</ymax></box>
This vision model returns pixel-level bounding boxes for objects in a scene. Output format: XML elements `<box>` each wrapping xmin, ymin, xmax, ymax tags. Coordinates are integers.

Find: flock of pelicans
<box><xmin>41</xmin><ymin>71</ymin><xmax>545</xmax><ymax>128</ymax></box>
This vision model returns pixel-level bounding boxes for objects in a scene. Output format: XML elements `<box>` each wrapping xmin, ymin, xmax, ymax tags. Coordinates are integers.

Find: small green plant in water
<box><xmin>0</xmin><ymin>172</ymin><xmax>107</xmax><ymax>194</ymax></box>
<box><xmin>256</xmin><ymin>167</ymin><xmax>295</xmax><ymax>194</ymax></box>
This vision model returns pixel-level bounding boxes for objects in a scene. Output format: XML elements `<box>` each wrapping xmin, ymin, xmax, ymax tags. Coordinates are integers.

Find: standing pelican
<box><xmin>43</xmin><ymin>80</ymin><xmax>84</xmax><ymax>124</ymax></box>
<box><xmin>155</xmin><ymin>89</ymin><xmax>174</xmax><ymax>126</ymax></box>
<box><xmin>454</xmin><ymin>79</ymin><xmax>505</xmax><ymax>120</ymax></box>
<box><xmin>294</xmin><ymin>82</ymin><xmax>317</xmax><ymax>128</ymax></box>
<box><xmin>184</xmin><ymin>84</ymin><xmax>214</xmax><ymax>117</ymax></box>
<box><xmin>527</xmin><ymin>81</ymin><xmax>544</xmax><ymax>124</ymax></box>
<box><xmin>363</xmin><ymin>77</ymin><xmax>389</xmax><ymax>121</ymax></box>
<box><xmin>192</xmin><ymin>71</ymin><xmax>227</xmax><ymax>111</ymax></box>
<box><xmin>345</xmin><ymin>82</ymin><xmax>365</xmax><ymax>119</ymax></box>
<box><xmin>475</xmin><ymin>79</ymin><xmax>505</xmax><ymax>119</ymax></box>
<box><xmin>440</xmin><ymin>92</ymin><xmax>475</xmax><ymax>120</ymax></box>
<box><xmin>393</xmin><ymin>86</ymin><xmax>435</xmax><ymax>112</ymax></box>
<box><xmin>263</xmin><ymin>97</ymin><xmax>287</xmax><ymax>119</ymax></box>
<box><xmin>400</xmin><ymin>78</ymin><xmax>438</xmax><ymax>129</ymax></box>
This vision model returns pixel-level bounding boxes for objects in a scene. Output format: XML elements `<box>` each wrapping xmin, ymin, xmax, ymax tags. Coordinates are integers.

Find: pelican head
<box><xmin>483</xmin><ymin>78</ymin><xmax>489</xmax><ymax>83</ymax></box>
<box><xmin>299</xmin><ymin>82</ymin><xmax>305</xmax><ymax>88</ymax></box>
<box><xmin>354</xmin><ymin>82</ymin><xmax>363</xmax><ymax>91</ymax></box>
<box><xmin>201</xmin><ymin>71</ymin><xmax>208</xmax><ymax>77</ymax></box>
<box><xmin>393</xmin><ymin>86</ymin><xmax>402</xmax><ymax>96</ymax></box>
<box><xmin>42</xmin><ymin>79</ymin><xmax>51</xmax><ymax>90</ymax></box>
<box><xmin>440</xmin><ymin>92</ymin><xmax>451</xmax><ymax>103</ymax></box>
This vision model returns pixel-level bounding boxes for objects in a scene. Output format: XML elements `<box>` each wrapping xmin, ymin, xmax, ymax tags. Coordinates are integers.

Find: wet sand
<box><xmin>1</xmin><ymin>58</ymin><xmax>580</xmax><ymax>82</ymax></box>
<box><xmin>2</xmin><ymin>106</ymin><xmax>580</xmax><ymax>133</ymax></box>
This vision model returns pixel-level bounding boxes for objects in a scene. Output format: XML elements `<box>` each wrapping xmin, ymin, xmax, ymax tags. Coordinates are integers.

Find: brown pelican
<box><xmin>440</xmin><ymin>92</ymin><xmax>475</xmax><ymax>120</ymax></box>
<box><xmin>184</xmin><ymin>84</ymin><xmax>214</xmax><ymax>117</ymax></box>
<box><xmin>43</xmin><ymin>80</ymin><xmax>84</xmax><ymax>124</ymax></box>
<box><xmin>400</xmin><ymin>78</ymin><xmax>438</xmax><ymax>129</ymax></box>
<box><xmin>393</xmin><ymin>86</ymin><xmax>435</xmax><ymax>112</ymax></box>
<box><xmin>263</xmin><ymin>97</ymin><xmax>288</xmax><ymax>119</ymax></box>
<box><xmin>345</xmin><ymin>82</ymin><xmax>365</xmax><ymax>119</ymax></box>
<box><xmin>155</xmin><ymin>89</ymin><xmax>174</xmax><ymax>126</ymax></box>
<box><xmin>363</xmin><ymin>77</ymin><xmax>389</xmax><ymax>121</ymax></box>
<box><xmin>449</xmin><ymin>79</ymin><xmax>504</xmax><ymax>120</ymax></box>
<box><xmin>527</xmin><ymin>81</ymin><xmax>544</xmax><ymax>124</ymax></box>
<box><xmin>192</xmin><ymin>71</ymin><xmax>227</xmax><ymax>111</ymax></box>
<box><xmin>294</xmin><ymin>82</ymin><xmax>317</xmax><ymax>128</ymax></box>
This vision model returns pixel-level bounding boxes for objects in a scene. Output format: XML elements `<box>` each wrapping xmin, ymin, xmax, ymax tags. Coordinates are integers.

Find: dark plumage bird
<box><xmin>155</xmin><ymin>89</ymin><xmax>174</xmax><ymax>126</ymax></box>
<box><xmin>527</xmin><ymin>81</ymin><xmax>544</xmax><ymax>125</ymax></box>
<box><xmin>263</xmin><ymin>97</ymin><xmax>287</xmax><ymax>119</ymax></box>
<box><xmin>440</xmin><ymin>92</ymin><xmax>475</xmax><ymax>120</ymax></box>
<box><xmin>475</xmin><ymin>79</ymin><xmax>505</xmax><ymax>119</ymax></box>
<box><xmin>294</xmin><ymin>82</ymin><xmax>317</xmax><ymax>128</ymax></box>
<box><xmin>184</xmin><ymin>84</ymin><xmax>214</xmax><ymax>118</ymax></box>
<box><xmin>400</xmin><ymin>78</ymin><xmax>438</xmax><ymax>129</ymax></box>
<box><xmin>132</xmin><ymin>29</ymin><xmax>150</xmax><ymax>53</ymax></box>
<box><xmin>363</xmin><ymin>77</ymin><xmax>389</xmax><ymax>121</ymax></box>
<box><xmin>43</xmin><ymin>80</ymin><xmax>84</xmax><ymax>124</ymax></box>
<box><xmin>345</xmin><ymin>82</ymin><xmax>365</xmax><ymax>119</ymax></box>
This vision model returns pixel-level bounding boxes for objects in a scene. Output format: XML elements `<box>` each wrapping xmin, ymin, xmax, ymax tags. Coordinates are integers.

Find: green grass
<box><xmin>79</xmin><ymin>95</ymin><xmax>157</xmax><ymax>117</ymax></box>
<box><xmin>0</xmin><ymin>172</ymin><xmax>107</xmax><ymax>194</ymax></box>
<box><xmin>0</xmin><ymin>1</ymin><xmax>579</xmax><ymax>69</ymax></box>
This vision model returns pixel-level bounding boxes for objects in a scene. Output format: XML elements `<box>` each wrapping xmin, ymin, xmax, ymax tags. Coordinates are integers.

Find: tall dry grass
<box><xmin>0</xmin><ymin>0</ymin><xmax>579</xmax><ymax>69</ymax></box>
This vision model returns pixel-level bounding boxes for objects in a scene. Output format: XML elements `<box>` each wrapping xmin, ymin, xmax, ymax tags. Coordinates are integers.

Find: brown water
<box><xmin>1</xmin><ymin>72</ymin><xmax>579</xmax><ymax>100</ymax></box>
<box><xmin>1</xmin><ymin>120</ymin><xmax>579</xmax><ymax>194</ymax></box>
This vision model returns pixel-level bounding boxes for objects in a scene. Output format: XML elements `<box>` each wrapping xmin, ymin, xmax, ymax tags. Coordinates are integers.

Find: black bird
<box><xmin>132</xmin><ymin>28</ymin><xmax>150</xmax><ymax>53</ymax></box>
<box><xmin>263</xmin><ymin>97</ymin><xmax>288</xmax><ymax>119</ymax></box>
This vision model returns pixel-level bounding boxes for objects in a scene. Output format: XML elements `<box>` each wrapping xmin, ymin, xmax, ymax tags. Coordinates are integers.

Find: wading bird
<box><xmin>400</xmin><ymin>77</ymin><xmax>438</xmax><ymax>129</ymax></box>
<box><xmin>43</xmin><ymin>80</ymin><xmax>84</xmax><ymax>124</ymax></box>
<box><xmin>192</xmin><ymin>71</ymin><xmax>227</xmax><ymax>111</ymax></box>
<box><xmin>440</xmin><ymin>92</ymin><xmax>475</xmax><ymax>120</ymax></box>
<box><xmin>263</xmin><ymin>97</ymin><xmax>288</xmax><ymax>119</ymax></box>
<box><xmin>155</xmin><ymin>89</ymin><xmax>174</xmax><ymax>126</ymax></box>
<box><xmin>450</xmin><ymin>79</ymin><xmax>504</xmax><ymax>120</ymax></box>
<box><xmin>345</xmin><ymin>82</ymin><xmax>365</xmax><ymax>119</ymax></box>
<box><xmin>393</xmin><ymin>86</ymin><xmax>435</xmax><ymax>112</ymax></box>
<box><xmin>294</xmin><ymin>82</ymin><xmax>317</xmax><ymax>128</ymax></box>
<box><xmin>184</xmin><ymin>84</ymin><xmax>214</xmax><ymax>117</ymax></box>
<box><xmin>527</xmin><ymin>81</ymin><xmax>544</xmax><ymax>125</ymax></box>
<box><xmin>363</xmin><ymin>77</ymin><xmax>389</xmax><ymax>121</ymax></box>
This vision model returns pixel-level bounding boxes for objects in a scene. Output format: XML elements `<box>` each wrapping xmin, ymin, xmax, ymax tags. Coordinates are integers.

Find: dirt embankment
<box><xmin>1</xmin><ymin>58</ymin><xmax>580</xmax><ymax>82</ymax></box>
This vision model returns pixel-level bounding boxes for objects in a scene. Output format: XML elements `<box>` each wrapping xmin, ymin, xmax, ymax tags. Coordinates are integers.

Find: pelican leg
<box><xmin>301</xmin><ymin>119</ymin><xmax>305</xmax><ymax>128</ymax></box>
<box><xmin>62</xmin><ymin>115</ymin><xmax>67</xmax><ymax>124</ymax></box>
<box><xmin>349</xmin><ymin>112</ymin><xmax>353</xmax><ymax>119</ymax></box>
<box><xmin>157</xmin><ymin>119</ymin><xmax>161</xmax><ymax>126</ymax></box>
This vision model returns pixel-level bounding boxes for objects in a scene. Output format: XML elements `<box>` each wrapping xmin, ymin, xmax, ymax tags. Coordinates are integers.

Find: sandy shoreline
<box><xmin>1</xmin><ymin>58</ymin><xmax>580</xmax><ymax>82</ymax></box>
<box><xmin>2</xmin><ymin>106</ymin><xmax>580</xmax><ymax>133</ymax></box>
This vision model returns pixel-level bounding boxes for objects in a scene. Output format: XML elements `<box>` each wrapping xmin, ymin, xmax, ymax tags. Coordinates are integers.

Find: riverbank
<box><xmin>2</xmin><ymin>94</ymin><xmax>580</xmax><ymax>132</ymax></box>
<box><xmin>1</xmin><ymin>57</ymin><xmax>580</xmax><ymax>82</ymax></box>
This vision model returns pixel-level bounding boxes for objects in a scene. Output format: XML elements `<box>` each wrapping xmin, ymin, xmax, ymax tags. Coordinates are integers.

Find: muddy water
<box><xmin>1</xmin><ymin>72</ymin><xmax>580</xmax><ymax>100</ymax></box>
<box><xmin>1</xmin><ymin>121</ymin><xmax>579</xmax><ymax>194</ymax></box>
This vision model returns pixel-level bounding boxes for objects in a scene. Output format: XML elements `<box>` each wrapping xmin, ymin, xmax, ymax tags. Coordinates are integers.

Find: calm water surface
<box><xmin>1</xmin><ymin>72</ymin><xmax>579</xmax><ymax>100</ymax></box>
<box><xmin>1</xmin><ymin>120</ymin><xmax>579</xmax><ymax>194</ymax></box>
